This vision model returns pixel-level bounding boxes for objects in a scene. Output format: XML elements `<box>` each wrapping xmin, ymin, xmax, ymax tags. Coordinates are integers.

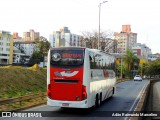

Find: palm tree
<box><xmin>123</xmin><ymin>50</ymin><xmax>139</xmax><ymax>78</ymax></box>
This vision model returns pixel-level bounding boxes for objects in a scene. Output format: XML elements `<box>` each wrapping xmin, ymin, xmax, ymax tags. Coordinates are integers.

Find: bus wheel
<box><xmin>110</xmin><ymin>87</ymin><xmax>114</xmax><ymax>98</ymax></box>
<box><xmin>100</xmin><ymin>93</ymin><xmax>102</xmax><ymax>104</ymax></box>
<box><xmin>95</xmin><ymin>94</ymin><xmax>100</xmax><ymax>108</ymax></box>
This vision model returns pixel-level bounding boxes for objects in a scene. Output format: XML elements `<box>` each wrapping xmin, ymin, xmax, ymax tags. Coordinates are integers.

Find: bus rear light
<box><xmin>82</xmin><ymin>85</ymin><xmax>87</xmax><ymax>100</ymax></box>
<box><xmin>47</xmin><ymin>84</ymin><xmax>51</xmax><ymax>98</ymax></box>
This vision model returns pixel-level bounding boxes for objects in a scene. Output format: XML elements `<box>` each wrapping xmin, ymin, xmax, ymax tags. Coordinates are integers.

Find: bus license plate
<box><xmin>62</xmin><ymin>103</ymin><xmax>69</xmax><ymax>107</ymax></box>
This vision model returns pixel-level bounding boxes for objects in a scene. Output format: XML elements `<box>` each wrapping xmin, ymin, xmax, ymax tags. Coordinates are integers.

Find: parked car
<box><xmin>134</xmin><ymin>75</ymin><xmax>142</xmax><ymax>81</ymax></box>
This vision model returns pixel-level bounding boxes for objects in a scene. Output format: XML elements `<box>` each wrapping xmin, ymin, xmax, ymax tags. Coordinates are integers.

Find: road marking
<box><xmin>124</xmin><ymin>81</ymin><xmax>148</xmax><ymax>120</ymax></box>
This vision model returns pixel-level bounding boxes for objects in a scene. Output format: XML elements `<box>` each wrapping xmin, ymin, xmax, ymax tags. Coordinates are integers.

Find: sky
<box><xmin>0</xmin><ymin>0</ymin><xmax>160</xmax><ymax>53</ymax></box>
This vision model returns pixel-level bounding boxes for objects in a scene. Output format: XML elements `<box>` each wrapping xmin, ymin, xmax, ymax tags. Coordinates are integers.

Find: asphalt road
<box><xmin>0</xmin><ymin>80</ymin><xmax>149</xmax><ymax>120</ymax></box>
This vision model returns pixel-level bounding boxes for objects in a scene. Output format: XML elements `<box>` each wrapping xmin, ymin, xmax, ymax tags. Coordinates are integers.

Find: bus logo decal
<box><xmin>54</xmin><ymin>71</ymin><xmax>79</xmax><ymax>77</ymax></box>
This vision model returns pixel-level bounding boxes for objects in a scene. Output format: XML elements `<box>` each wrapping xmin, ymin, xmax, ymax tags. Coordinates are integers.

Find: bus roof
<box><xmin>50</xmin><ymin>47</ymin><xmax>86</xmax><ymax>50</ymax></box>
<box><xmin>50</xmin><ymin>47</ymin><xmax>114</xmax><ymax>57</ymax></box>
<box><xmin>88</xmin><ymin>48</ymin><xmax>114</xmax><ymax>57</ymax></box>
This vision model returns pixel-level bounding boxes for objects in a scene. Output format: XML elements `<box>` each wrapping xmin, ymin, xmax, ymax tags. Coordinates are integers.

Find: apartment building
<box><xmin>23</xmin><ymin>29</ymin><xmax>39</xmax><ymax>41</ymax></box>
<box><xmin>0</xmin><ymin>31</ymin><xmax>13</xmax><ymax>64</ymax></box>
<box><xmin>114</xmin><ymin>25</ymin><xmax>137</xmax><ymax>53</ymax></box>
<box><xmin>49</xmin><ymin>27</ymin><xmax>82</xmax><ymax>48</ymax></box>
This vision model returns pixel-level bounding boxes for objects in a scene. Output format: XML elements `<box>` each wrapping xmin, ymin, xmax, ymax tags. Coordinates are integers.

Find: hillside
<box><xmin>0</xmin><ymin>66</ymin><xmax>47</xmax><ymax>99</ymax></box>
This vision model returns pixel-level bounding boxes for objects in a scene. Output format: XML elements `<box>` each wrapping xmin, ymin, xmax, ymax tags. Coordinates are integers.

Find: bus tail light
<box><xmin>82</xmin><ymin>85</ymin><xmax>87</xmax><ymax>100</ymax></box>
<box><xmin>47</xmin><ymin>84</ymin><xmax>51</xmax><ymax>98</ymax></box>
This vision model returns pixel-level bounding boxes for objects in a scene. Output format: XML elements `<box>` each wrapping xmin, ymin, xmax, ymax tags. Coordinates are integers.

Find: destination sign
<box><xmin>62</xmin><ymin>54</ymin><xmax>82</xmax><ymax>58</ymax></box>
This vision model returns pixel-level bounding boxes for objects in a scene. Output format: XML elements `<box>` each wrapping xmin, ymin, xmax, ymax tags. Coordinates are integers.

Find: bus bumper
<box><xmin>47</xmin><ymin>98</ymin><xmax>88</xmax><ymax>108</ymax></box>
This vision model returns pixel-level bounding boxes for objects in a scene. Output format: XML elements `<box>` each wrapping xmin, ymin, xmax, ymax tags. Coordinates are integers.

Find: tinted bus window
<box><xmin>50</xmin><ymin>48</ymin><xmax>84</xmax><ymax>68</ymax></box>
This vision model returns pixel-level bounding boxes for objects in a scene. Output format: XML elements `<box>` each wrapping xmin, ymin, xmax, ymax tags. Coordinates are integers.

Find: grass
<box><xmin>0</xmin><ymin>66</ymin><xmax>47</xmax><ymax>99</ymax></box>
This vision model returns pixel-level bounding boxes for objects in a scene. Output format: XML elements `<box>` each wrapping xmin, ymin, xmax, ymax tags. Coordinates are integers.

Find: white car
<box><xmin>134</xmin><ymin>75</ymin><xmax>142</xmax><ymax>81</ymax></box>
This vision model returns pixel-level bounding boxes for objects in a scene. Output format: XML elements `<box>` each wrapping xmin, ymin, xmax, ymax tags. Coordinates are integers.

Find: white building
<box><xmin>13</xmin><ymin>47</ymin><xmax>26</xmax><ymax>64</ymax></box>
<box><xmin>49</xmin><ymin>27</ymin><xmax>82</xmax><ymax>48</ymax></box>
<box><xmin>13</xmin><ymin>41</ymin><xmax>36</xmax><ymax>64</ymax></box>
<box><xmin>14</xmin><ymin>41</ymin><xmax>36</xmax><ymax>56</ymax></box>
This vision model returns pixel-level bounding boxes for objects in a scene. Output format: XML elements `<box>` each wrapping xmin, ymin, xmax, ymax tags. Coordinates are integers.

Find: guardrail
<box><xmin>0</xmin><ymin>92</ymin><xmax>46</xmax><ymax>111</ymax></box>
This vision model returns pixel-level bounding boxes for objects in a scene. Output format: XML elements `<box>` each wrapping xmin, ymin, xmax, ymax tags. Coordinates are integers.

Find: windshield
<box><xmin>135</xmin><ymin>75</ymin><xmax>140</xmax><ymax>77</ymax></box>
<box><xmin>50</xmin><ymin>48</ymin><xmax>84</xmax><ymax>68</ymax></box>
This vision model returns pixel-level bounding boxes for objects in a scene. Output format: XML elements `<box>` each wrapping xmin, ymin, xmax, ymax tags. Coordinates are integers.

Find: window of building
<box><xmin>7</xmin><ymin>37</ymin><xmax>10</xmax><ymax>41</ymax></box>
<box><xmin>6</xmin><ymin>43</ymin><xmax>10</xmax><ymax>46</ymax></box>
<box><xmin>6</xmin><ymin>48</ymin><xmax>10</xmax><ymax>51</ymax></box>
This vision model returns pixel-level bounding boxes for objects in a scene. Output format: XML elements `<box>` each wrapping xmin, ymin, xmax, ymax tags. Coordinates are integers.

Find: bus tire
<box><xmin>113</xmin><ymin>87</ymin><xmax>115</xmax><ymax>94</ymax></box>
<box><xmin>110</xmin><ymin>87</ymin><xmax>114</xmax><ymax>98</ymax></box>
<box><xmin>95</xmin><ymin>94</ymin><xmax>100</xmax><ymax>108</ymax></box>
<box><xmin>100</xmin><ymin>93</ymin><xmax>102</xmax><ymax>104</ymax></box>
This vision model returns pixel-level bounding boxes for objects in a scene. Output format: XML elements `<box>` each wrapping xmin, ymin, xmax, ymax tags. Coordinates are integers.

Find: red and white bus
<box><xmin>47</xmin><ymin>47</ymin><xmax>116</xmax><ymax>108</ymax></box>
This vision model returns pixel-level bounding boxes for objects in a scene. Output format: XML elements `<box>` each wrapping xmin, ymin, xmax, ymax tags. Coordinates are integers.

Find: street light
<box><xmin>98</xmin><ymin>1</ymin><xmax>108</xmax><ymax>50</ymax></box>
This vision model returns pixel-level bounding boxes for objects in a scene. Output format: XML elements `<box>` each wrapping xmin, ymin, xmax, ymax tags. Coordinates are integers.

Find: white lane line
<box><xmin>124</xmin><ymin>81</ymin><xmax>148</xmax><ymax>120</ymax></box>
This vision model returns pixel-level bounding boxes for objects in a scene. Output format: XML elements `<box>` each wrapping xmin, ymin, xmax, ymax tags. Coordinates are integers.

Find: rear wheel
<box><xmin>110</xmin><ymin>87</ymin><xmax>114</xmax><ymax>98</ymax></box>
<box><xmin>95</xmin><ymin>94</ymin><xmax>100</xmax><ymax>108</ymax></box>
<box><xmin>100</xmin><ymin>93</ymin><xmax>102</xmax><ymax>104</ymax></box>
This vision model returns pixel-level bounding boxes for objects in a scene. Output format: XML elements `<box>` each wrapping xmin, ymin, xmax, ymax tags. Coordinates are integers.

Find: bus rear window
<box><xmin>50</xmin><ymin>48</ymin><xmax>84</xmax><ymax>68</ymax></box>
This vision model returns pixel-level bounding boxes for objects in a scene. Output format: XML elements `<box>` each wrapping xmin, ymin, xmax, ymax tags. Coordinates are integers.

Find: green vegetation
<box><xmin>143</xmin><ymin>59</ymin><xmax>160</xmax><ymax>77</ymax></box>
<box><xmin>116</xmin><ymin>50</ymin><xmax>160</xmax><ymax>79</ymax></box>
<box><xmin>116</xmin><ymin>50</ymin><xmax>139</xmax><ymax>79</ymax></box>
<box><xmin>0</xmin><ymin>66</ymin><xmax>47</xmax><ymax>99</ymax></box>
<box><xmin>28</xmin><ymin>36</ymin><xmax>50</xmax><ymax>66</ymax></box>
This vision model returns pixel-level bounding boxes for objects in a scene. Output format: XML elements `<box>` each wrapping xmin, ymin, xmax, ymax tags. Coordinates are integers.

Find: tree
<box><xmin>35</xmin><ymin>36</ymin><xmax>51</xmax><ymax>54</ymax></box>
<box><xmin>28</xmin><ymin>51</ymin><xmax>43</xmax><ymax>66</ymax></box>
<box><xmin>123</xmin><ymin>50</ymin><xmax>139</xmax><ymax>78</ymax></box>
<box><xmin>33</xmin><ymin>36</ymin><xmax>51</xmax><ymax>66</ymax></box>
<box><xmin>80</xmin><ymin>29</ymin><xmax>116</xmax><ymax>52</ymax></box>
<box><xmin>143</xmin><ymin>60</ymin><xmax>160</xmax><ymax>78</ymax></box>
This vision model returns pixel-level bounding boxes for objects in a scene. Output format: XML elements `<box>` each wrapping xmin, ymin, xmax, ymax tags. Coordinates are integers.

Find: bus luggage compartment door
<box><xmin>51</xmin><ymin>79</ymin><xmax>82</xmax><ymax>101</ymax></box>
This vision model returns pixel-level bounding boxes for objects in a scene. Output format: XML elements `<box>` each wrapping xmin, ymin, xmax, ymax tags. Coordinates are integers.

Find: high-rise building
<box><xmin>23</xmin><ymin>29</ymin><xmax>39</xmax><ymax>41</ymax></box>
<box><xmin>13</xmin><ymin>32</ymin><xmax>19</xmax><ymax>39</ymax></box>
<box><xmin>122</xmin><ymin>25</ymin><xmax>131</xmax><ymax>33</ymax></box>
<box><xmin>0</xmin><ymin>31</ymin><xmax>13</xmax><ymax>64</ymax></box>
<box><xmin>114</xmin><ymin>25</ymin><xmax>137</xmax><ymax>53</ymax></box>
<box><xmin>49</xmin><ymin>27</ymin><xmax>82</xmax><ymax>48</ymax></box>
